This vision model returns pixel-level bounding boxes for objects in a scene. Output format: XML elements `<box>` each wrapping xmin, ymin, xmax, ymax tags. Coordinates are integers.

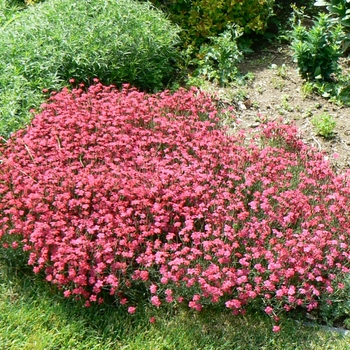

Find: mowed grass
<box><xmin>0</xmin><ymin>260</ymin><xmax>349</xmax><ymax>350</ymax></box>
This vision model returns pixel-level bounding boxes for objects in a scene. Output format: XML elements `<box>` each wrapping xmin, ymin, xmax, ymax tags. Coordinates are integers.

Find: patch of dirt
<box><xmin>212</xmin><ymin>45</ymin><xmax>350</xmax><ymax>173</ymax></box>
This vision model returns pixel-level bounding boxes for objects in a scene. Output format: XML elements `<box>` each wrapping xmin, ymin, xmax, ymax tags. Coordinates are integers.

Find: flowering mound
<box><xmin>1</xmin><ymin>84</ymin><xmax>350</xmax><ymax>323</ymax></box>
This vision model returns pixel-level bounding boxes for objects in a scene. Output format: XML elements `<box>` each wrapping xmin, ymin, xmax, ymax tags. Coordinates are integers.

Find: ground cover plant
<box><xmin>0</xmin><ymin>0</ymin><xmax>180</xmax><ymax>137</ymax></box>
<box><xmin>1</xmin><ymin>83</ymin><xmax>350</xmax><ymax>332</ymax></box>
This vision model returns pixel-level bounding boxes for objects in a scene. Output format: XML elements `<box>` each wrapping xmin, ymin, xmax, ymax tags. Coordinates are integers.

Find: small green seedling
<box><xmin>311</xmin><ymin>113</ymin><xmax>336</xmax><ymax>138</ymax></box>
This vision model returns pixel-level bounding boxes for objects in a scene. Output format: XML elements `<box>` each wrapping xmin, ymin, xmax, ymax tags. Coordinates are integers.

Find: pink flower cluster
<box><xmin>1</xmin><ymin>83</ymin><xmax>350</xmax><ymax>327</ymax></box>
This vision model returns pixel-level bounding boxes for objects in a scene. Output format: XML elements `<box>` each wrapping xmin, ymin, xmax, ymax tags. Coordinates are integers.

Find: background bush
<box><xmin>0</xmin><ymin>0</ymin><xmax>180</xmax><ymax>137</ymax></box>
<box><xmin>315</xmin><ymin>0</ymin><xmax>350</xmax><ymax>50</ymax></box>
<box><xmin>291</xmin><ymin>13</ymin><xmax>344</xmax><ymax>82</ymax></box>
<box><xmin>146</xmin><ymin>0</ymin><xmax>275</xmax><ymax>48</ymax></box>
<box><xmin>291</xmin><ymin>9</ymin><xmax>350</xmax><ymax>104</ymax></box>
<box><xmin>193</xmin><ymin>24</ymin><xmax>244</xmax><ymax>87</ymax></box>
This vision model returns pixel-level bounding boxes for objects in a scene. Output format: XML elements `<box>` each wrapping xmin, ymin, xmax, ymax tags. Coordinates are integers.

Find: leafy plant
<box><xmin>279</xmin><ymin>94</ymin><xmax>294</xmax><ymax>113</ymax></box>
<box><xmin>270</xmin><ymin>63</ymin><xmax>288</xmax><ymax>79</ymax></box>
<box><xmin>314</xmin><ymin>0</ymin><xmax>350</xmax><ymax>49</ymax></box>
<box><xmin>290</xmin><ymin>10</ymin><xmax>350</xmax><ymax>105</ymax></box>
<box><xmin>315</xmin><ymin>0</ymin><xmax>350</xmax><ymax>26</ymax></box>
<box><xmin>291</xmin><ymin>12</ymin><xmax>344</xmax><ymax>82</ymax></box>
<box><xmin>0</xmin><ymin>0</ymin><xmax>180</xmax><ymax>137</ymax></box>
<box><xmin>301</xmin><ymin>82</ymin><xmax>315</xmax><ymax>98</ymax></box>
<box><xmin>311</xmin><ymin>113</ymin><xmax>336</xmax><ymax>138</ymax></box>
<box><xmin>193</xmin><ymin>24</ymin><xmax>244</xmax><ymax>86</ymax></box>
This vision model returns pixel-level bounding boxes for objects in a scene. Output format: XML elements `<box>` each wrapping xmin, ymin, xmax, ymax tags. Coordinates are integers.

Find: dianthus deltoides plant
<box><xmin>0</xmin><ymin>83</ymin><xmax>350</xmax><ymax>330</ymax></box>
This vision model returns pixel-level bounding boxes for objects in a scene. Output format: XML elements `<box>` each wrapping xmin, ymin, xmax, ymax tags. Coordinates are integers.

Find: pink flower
<box><xmin>272</xmin><ymin>325</ymin><xmax>281</xmax><ymax>333</ymax></box>
<box><xmin>151</xmin><ymin>296</ymin><xmax>161</xmax><ymax>308</ymax></box>
<box><xmin>192</xmin><ymin>294</ymin><xmax>201</xmax><ymax>302</ymax></box>
<box><xmin>128</xmin><ymin>306</ymin><xmax>136</xmax><ymax>314</ymax></box>
<box><xmin>189</xmin><ymin>301</ymin><xmax>202</xmax><ymax>311</ymax></box>
<box><xmin>149</xmin><ymin>317</ymin><xmax>156</xmax><ymax>323</ymax></box>
<box><xmin>288</xmin><ymin>286</ymin><xmax>296</xmax><ymax>296</ymax></box>
<box><xmin>264</xmin><ymin>306</ymin><xmax>273</xmax><ymax>315</ymax></box>
<box><xmin>140</xmin><ymin>270</ymin><xmax>149</xmax><ymax>281</ymax></box>
<box><xmin>160</xmin><ymin>277</ymin><xmax>168</xmax><ymax>284</ymax></box>
<box><xmin>326</xmin><ymin>286</ymin><xmax>334</xmax><ymax>293</ymax></box>
<box><xmin>166</xmin><ymin>295</ymin><xmax>174</xmax><ymax>303</ymax></box>
<box><xmin>150</xmin><ymin>284</ymin><xmax>157</xmax><ymax>294</ymax></box>
<box><xmin>225</xmin><ymin>299</ymin><xmax>242</xmax><ymax>309</ymax></box>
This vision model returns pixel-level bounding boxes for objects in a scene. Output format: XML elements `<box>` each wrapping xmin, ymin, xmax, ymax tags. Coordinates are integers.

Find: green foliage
<box><xmin>147</xmin><ymin>0</ymin><xmax>275</xmax><ymax>48</ymax></box>
<box><xmin>24</xmin><ymin>0</ymin><xmax>43</xmax><ymax>4</ymax></box>
<box><xmin>315</xmin><ymin>0</ymin><xmax>350</xmax><ymax>27</ymax></box>
<box><xmin>0</xmin><ymin>0</ymin><xmax>180</xmax><ymax>137</ymax></box>
<box><xmin>301</xmin><ymin>82</ymin><xmax>315</xmax><ymax>97</ymax></box>
<box><xmin>290</xmin><ymin>9</ymin><xmax>350</xmax><ymax>105</ymax></box>
<box><xmin>0</xmin><ymin>0</ymin><xmax>22</xmax><ymax>26</ymax></box>
<box><xmin>315</xmin><ymin>0</ymin><xmax>350</xmax><ymax>49</ymax></box>
<box><xmin>313</xmin><ymin>274</ymin><xmax>350</xmax><ymax>329</ymax></box>
<box><xmin>291</xmin><ymin>12</ymin><xmax>344</xmax><ymax>82</ymax></box>
<box><xmin>193</xmin><ymin>24</ymin><xmax>244</xmax><ymax>86</ymax></box>
<box><xmin>311</xmin><ymin>113</ymin><xmax>336</xmax><ymax>138</ymax></box>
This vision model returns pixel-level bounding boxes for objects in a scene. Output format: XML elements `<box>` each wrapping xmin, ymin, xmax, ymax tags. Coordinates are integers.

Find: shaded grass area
<box><xmin>1</xmin><ymin>260</ymin><xmax>349</xmax><ymax>350</ymax></box>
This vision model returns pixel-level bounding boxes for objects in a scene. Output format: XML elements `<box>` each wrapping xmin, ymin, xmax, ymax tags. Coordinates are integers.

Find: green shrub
<box><xmin>315</xmin><ymin>0</ymin><xmax>350</xmax><ymax>50</ymax></box>
<box><xmin>314</xmin><ymin>0</ymin><xmax>350</xmax><ymax>28</ymax></box>
<box><xmin>193</xmin><ymin>24</ymin><xmax>244</xmax><ymax>87</ymax></box>
<box><xmin>291</xmin><ymin>13</ymin><xmax>344</xmax><ymax>82</ymax></box>
<box><xmin>147</xmin><ymin>0</ymin><xmax>275</xmax><ymax>48</ymax></box>
<box><xmin>0</xmin><ymin>0</ymin><xmax>180</xmax><ymax>137</ymax></box>
<box><xmin>290</xmin><ymin>11</ymin><xmax>350</xmax><ymax>105</ymax></box>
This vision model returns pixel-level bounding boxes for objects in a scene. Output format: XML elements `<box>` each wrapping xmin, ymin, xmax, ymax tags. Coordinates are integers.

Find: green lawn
<box><xmin>1</xmin><ymin>262</ymin><xmax>350</xmax><ymax>350</ymax></box>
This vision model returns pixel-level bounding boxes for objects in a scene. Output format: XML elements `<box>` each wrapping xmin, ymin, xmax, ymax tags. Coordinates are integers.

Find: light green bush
<box><xmin>0</xmin><ymin>0</ymin><xmax>180</xmax><ymax>137</ymax></box>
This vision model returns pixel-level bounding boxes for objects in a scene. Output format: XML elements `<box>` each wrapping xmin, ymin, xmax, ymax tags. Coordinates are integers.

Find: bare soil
<box><xmin>212</xmin><ymin>45</ymin><xmax>350</xmax><ymax>173</ymax></box>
